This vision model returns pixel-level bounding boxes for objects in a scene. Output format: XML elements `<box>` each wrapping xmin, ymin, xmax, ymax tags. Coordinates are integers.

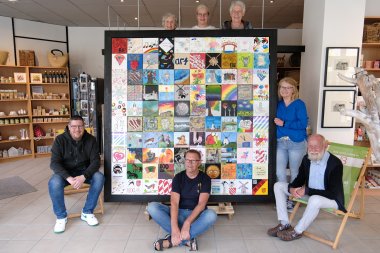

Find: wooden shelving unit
<box><xmin>0</xmin><ymin>65</ymin><xmax>70</xmax><ymax>162</ymax></box>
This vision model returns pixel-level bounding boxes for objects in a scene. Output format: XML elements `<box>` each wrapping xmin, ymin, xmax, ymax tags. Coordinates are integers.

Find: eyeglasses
<box><xmin>70</xmin><ymin>125</ymin><xmax>84</xmax><ymax>129</ymax></box>
<box><xmin>197</xmin><ymin>13</ymin><xmax>208</xmax><ymax>17</ymax></box>
<box><xmin>280</xmin><ymin>86</ymin><xmax>293</xmax><ymax>90</ymax></box>
<box><xmin>185</xmin><ymin>159</ymin><xmax>201</xmax><ymax>164</ymax></box>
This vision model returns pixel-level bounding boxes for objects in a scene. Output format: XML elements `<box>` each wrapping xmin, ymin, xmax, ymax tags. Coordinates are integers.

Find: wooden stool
<box><xmin>64</xmin><ymin>183</ymin><xmax>104</xmax><ymax>219</ymax></box>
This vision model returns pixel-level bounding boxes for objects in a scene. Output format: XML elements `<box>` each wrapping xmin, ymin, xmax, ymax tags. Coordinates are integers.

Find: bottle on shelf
<box><xmin>59</xmin><ymin>71</ymin><xmax>63</xmax><ymax>83</ymax></box>
<box><xmin>63</xmin><ymin>71</ymin><xmax>67</xmax><ymax>83</ymax></box>
<box><xmin>43</xmin><ymin>71</ymin><xmax>48</xmax><ymax>83</ymax></box>
<box><xmin>48</xmin><ymin>71</ymin><xmax>52</xmax><ymax>83</ymax></box>
<box><xmin>52</xmin><ymin>71</ymin><xmax>57</xmax><ymax>83</ymax></box>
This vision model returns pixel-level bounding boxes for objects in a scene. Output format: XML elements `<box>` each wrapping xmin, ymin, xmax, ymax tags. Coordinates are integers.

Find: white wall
<box><xmin>300</xmin><ymin>0</ymin><xmax>366</xmax><ymax>144</ymax></box>
<box><xmin>0</xmin><ymin>16</ymin><xmax>15</xmax><ymax>65</ymax></box>
<box><xmin>365</xmin><ymin>0</ymin><xmax>379</xmax><ymax>16</ymax></box>
<box><xmin>0</xmin><ymin>17</ymin><xmax>67</xmax><ymax>67</ymax></box>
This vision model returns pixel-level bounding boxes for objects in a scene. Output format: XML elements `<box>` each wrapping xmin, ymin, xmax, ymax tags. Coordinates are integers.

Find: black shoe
<box><xmin>189</xmin><ymin>237</ymin><xmax>198</xmax><ymax>251</ymax></box>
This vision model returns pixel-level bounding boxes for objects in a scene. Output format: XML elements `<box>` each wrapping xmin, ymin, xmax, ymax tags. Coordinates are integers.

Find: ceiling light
<box><xmin>134</xmin><ymin>17</ymin><xmax>138</xmax><ymax>20</ymax></box>
<box><xmin>121</xmin><ymin>0</ymin><xmax>124</xmax><ymax>2</ymax></box>
<box><xmin>8</xmin><ymin>0</ymin><xmax>18</xmax><ymax>2</ymax></box>
<box><xmin>270</xmin><ymin>0</ymin><xmax>274</xmax><ymax>3</ymax></box>
<box><xmin>196</xmin><ymin>0</ymin><xmax>199</xmax><ymax>3</ymax></box>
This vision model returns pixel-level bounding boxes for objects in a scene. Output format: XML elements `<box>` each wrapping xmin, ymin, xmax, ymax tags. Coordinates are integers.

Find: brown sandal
<box><xmin>277</xmin><ymin>229</ymin><xmax>302</xmax><ymax>241</ymax></box>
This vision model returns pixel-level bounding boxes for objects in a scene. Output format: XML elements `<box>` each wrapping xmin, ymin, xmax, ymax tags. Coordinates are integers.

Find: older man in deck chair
<box><xmin>267</xmin><ymin>134</ymin><xmax>345</xmax><ymax>241</ymax></box>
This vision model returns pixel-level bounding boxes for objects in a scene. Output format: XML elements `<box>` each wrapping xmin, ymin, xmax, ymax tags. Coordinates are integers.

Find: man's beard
<box><xmin>308</xmin><ymin>151</ymin><xmax>324</xmax><ymax>161</ymax></box>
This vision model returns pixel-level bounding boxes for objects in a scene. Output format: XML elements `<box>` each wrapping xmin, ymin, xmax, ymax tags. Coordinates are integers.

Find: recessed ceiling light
<box><xmin>270</xmin><ymin>0</ymin><xmax>274</xmax><ymax>3</ymax></box>
<box><xmin>134</xmin><ymin>17</ymin><xmax>138</xmax><ymax>20</ymax></box>
<box><xmin>8</xmin><ymin>0</ymin><xmax>18</xmax><ymax>2</ymax></box>
<box><xmin>196</xmin><ymin>0</ymin><xmax>200</xmax><ymax>3</ymax></box>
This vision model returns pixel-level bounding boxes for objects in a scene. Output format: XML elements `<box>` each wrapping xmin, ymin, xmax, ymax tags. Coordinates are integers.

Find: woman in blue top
<box><xmin>274</xmin><ymin>77</ymin><xmax>308</xmax><ymax>209</ymax></box>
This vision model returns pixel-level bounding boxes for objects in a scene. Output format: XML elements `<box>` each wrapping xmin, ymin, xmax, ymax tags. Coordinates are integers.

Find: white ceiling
<box><xmin>0</xmin><ymin>0</ymin><xmax>304</xmax><ymax>28</ymax></box>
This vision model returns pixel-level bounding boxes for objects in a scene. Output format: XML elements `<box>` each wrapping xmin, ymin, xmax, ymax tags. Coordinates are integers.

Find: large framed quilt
<box><xmin>104</xmin><ymin>29</ymin><xmax>277</xmax><ymax>202</ymax></box>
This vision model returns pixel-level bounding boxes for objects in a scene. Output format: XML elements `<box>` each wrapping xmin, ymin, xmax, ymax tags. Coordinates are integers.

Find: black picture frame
<box><xmin>321</xmin><ymin>90</ymin><xmax>356</xmax><ymax>128</ymax></box>
<box><xmin>324</xmin><ymin>47</ymin><xmax>359</xmax><ymax>87</ymax></box>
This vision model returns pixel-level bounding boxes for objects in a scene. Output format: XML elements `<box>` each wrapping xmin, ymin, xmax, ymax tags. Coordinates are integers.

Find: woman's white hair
<box><xmin>161</xmin><ymin>12</ymin><xmax>177</xmax><ymax>27</ymax></box>
<box><xmin>229</xmin><ymin>0</ymin><xmax>246</xmax><ymax>15</ymax></box>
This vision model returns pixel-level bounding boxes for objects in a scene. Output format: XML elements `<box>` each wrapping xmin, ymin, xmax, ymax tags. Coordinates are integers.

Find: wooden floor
<box><xmin>0</xmin><ymin>157</ymin><xmax>380</xmax><ymax>252</ymax></box>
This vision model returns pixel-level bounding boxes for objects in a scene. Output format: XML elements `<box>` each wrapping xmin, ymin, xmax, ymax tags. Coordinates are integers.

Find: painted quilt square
<box><xmin>190</xmin><ymin>53</ymin><xmax>206</xmax><ymax>69</ymax></box>
<box><xmin>158</xmin><ymin>69</ymin><xmax>174</xmax><ymax>85</ymax></box>
<box><xmin>143</xmin><ymin>53</ymin><xmax>159</xmax><ymax>69</ymax></box>
<box><xmin>159</xmin><ymin>101</ymin><xmax>174</xmax><ymax>117</ymax></box>
<box><xmin>237</xmin><ymin>164</ymin><xmax>253</xmax><ymax>179</ymax></box>
<box><xmin>112</xmin><ymin>38</ymin><xmax>127</xmax><ymax>54</ymax></box>
<box><xmin>221</xmin><ymin>53</ymin><xmax>237</xmax><ymax>69</ymax></box>
<box><xmin>221</xmin><ymin>101</ymin><xmax>238</xmax><ymax>117</ymax></box>
<box><xmin>174</xmin><ymin>84</ymin><xmax>190</xmax><ymax>101</ymax></box>
<box><xmin>174</xmin><ymin>70</ymin><xmax>190</xmax><ymax>85</ymax></box>
<box><xmin>206</xmin><ymin>69</ymin><xmax>222</xmax><ymax>84</ymax></box>
<box><xmin>174</xmin><ymin>53</ymin><xmax>190</xmax><ymax>69</ymax></box>
<box><xmin>206</xmin><ymin>101</ymin><xmax>221</xmax><ymax>116</ymax></box>
<box><xmin>127</xmin><ymin>70</ymin><xmax>142</xmax><ymax>85</ymax></box>
<box><xmin>128</xmin><ymin>38</ymin><xmax>143</xmax><ymax>54</ymax></box>
<box><xmin>206</xmin><ymin>85</ymin><xmax>221</xmax><ymax>101</ymax></box>
<box><xmin>174</xmin><ymin>101</ymin><xmax>190</xmax><ymax>117</ymax></box>
<box><xmin>237</xmin><ymin>69</ymin><xmax>253</xmax><ymax>84</ymax></box>
<box><xmin>237</xmin><ymin>116</ymin><xmax>253</xmax><ymax>132</ymax></box>
<box><xmin>237</xmin><ymin>53</ymin><xmax>254</xmax><ymax>68</ymax></box>
<box><xmin>142</xmin><ymin>38</ymin><xmax>159</xmax><ymax>53</ymax></box>
<box><xmin>222</xmin><ymin>117</ymin><xmax>238</xmax><ymax>132</ymax></box>
<box><xmin>127</xmin><ymin>54</ymin><xmax>143</xmax><ymax>70</ymax></box>
<box><xmin>143</xmin><ymin>85</ymin><xmax>159</xmax><ymax>100</ymax></box>
<box><xmin>254</xmin><ymin>53</ymin><xmax>270</xmax><ymax>69</ymax></box>
<box><xmin>206</xmin><ymin>53</ymin><xmax>222</xmax><ymax>69</ymax></box>
<box><xmin>237</xmin><ymin>100</ymin><xmax>254</xmax><ymax>117</ymax></box>
<box><xmin>159</xmin><ymin>85</ymin><xmax>175</xmax><ymax>101</ymax></box>
<box><xmin>221</xmin><ymin>84</ymin><xmax>237</xmax><ymax>101</ymax></box>
<box><xmin>159</xmin><ymin>164</ymin><xmax>175</xmax><ymax>179</ymax></box>
<box><xmin>143</xmin><ymin>69</ymin><xmax>158</xmax><ymax>85</ymax></box>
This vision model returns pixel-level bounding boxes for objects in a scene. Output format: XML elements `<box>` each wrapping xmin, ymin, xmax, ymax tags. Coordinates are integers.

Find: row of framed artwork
<box><xmin>321</xmin><ymin>47</ymin><xmax>359</xmax><ymax>128</ymax></box>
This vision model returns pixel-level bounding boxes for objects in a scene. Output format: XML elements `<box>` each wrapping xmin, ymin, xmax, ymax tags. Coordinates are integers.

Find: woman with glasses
<box><xmin>192</xmin><ymin>4</ymin><xmax>215</xmax><ymax>29</ymax></box>
<box><xmin>274</xmin><ymin>77</ymin><xmax>308</xmax><ymax>212</ymax></box>
<box><xmin>147</xmin><ymin>149</ymin><xmax>217</xmax><ymax>251</ymax></box>
<box><xmin>222</xmin><ymin>1</ymin><xmax>253</xmax><ymax>29</ymax></box>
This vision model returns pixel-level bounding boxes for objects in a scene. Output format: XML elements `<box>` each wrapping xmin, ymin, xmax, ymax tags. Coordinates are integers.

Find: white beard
<box><xmin>308</xmin><ymin>151</ymin><xmax>324</xmax><ymax>161</ymax></box>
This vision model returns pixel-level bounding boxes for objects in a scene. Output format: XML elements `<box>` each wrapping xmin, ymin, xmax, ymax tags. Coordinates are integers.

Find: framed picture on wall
<box><xmin>321</xmin><ymin>90</ymin><xmax>356</xmax><ymax>128</ymax></box>
<box><xmin>324</xmin><ymin>47</ymin><xmax>359</xmax><ymax>87</ymax></box>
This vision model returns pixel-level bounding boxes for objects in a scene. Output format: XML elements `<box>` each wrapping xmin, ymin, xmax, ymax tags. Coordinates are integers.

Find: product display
<box><xmin>0</xmin><ymin>65</ymin><xmax>70</xmax><ymax>162</ymax></box>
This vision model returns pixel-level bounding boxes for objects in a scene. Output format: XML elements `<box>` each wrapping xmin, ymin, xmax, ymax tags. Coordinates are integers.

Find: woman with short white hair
<box><xmin>162</xmin><ymin>12</ymin><xmax>177</xmax><ymax>30</ymax></box>
<box><xmin>222</xmin><ymin>0</ymin><xmax>253</xmax><ymax>29</ymax></box>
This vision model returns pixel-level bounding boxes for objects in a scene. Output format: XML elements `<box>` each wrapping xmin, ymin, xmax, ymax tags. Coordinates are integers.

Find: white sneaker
<box><xmin>54</xmin><ymin>218</ymin><xmax>67</xmax><ymax>233</ymax></box>
<box><xmin>81</xmin><ymin>212</ymin><xmax>99</xmax><ymax>226</ymax></box>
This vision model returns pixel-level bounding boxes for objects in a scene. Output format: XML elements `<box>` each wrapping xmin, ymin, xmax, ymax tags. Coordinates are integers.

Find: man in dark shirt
<box><xmin>48</xmin><ymin>115</ymin><xmax>104</xmax><ymax>233</ymax></box>
<box><xmin>147</xmin><ymin>149</ymin><xmax>217</xmax><ymax>251</ymax></box>
<box><xmin>267</xmin><ymin>134</ymin><xmax>345</xmax><ymax>241</ymax></box>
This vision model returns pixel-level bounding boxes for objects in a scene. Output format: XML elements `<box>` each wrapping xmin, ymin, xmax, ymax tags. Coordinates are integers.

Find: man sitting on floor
<box><xmin>267</xmin><ymin>134</ymin><xmax>345</xmax><ymax>241</ymax></box>
<box><xmin>147</xmin><ymin>149</ymin><xmax>217</xmax><ymax>251</ymax></box>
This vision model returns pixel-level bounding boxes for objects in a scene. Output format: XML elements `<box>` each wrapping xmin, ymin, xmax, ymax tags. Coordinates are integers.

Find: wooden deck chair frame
<box><xmin>289</xmin><ymin>143</ymin><xmax>371</xmax><ymax>249</ymax></box>
<box><xmin>64</xmin><ymin>183</ymin><xmax>104</xmax><ymax>218</ymax></box>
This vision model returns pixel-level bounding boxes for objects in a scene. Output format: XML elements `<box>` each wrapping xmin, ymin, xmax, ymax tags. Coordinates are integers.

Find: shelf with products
<box><xmin>362</xmin><ymin>17</ymin><xmax>380</xmax><ymax>77</ymax></box>
<box><xmin>0</xmin><ymin>65</ymin><xmax>70</xmax><ymax>162</ymax></box>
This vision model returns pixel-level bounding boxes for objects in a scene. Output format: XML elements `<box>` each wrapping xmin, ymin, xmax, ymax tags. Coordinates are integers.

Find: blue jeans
<box><xmin>147</xmin><ymin>202</ymin><xmax>217</xmax><ymax>244</ymax></box>
<box><xmin>276</xmin><ymin>139</ymin><xmax>307</xmax><ymax>183</ymax></box>
<box><xmin>48</xmin><ymin>170</ymin><xmax>105</xmax><ymax>219</ymax></box>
